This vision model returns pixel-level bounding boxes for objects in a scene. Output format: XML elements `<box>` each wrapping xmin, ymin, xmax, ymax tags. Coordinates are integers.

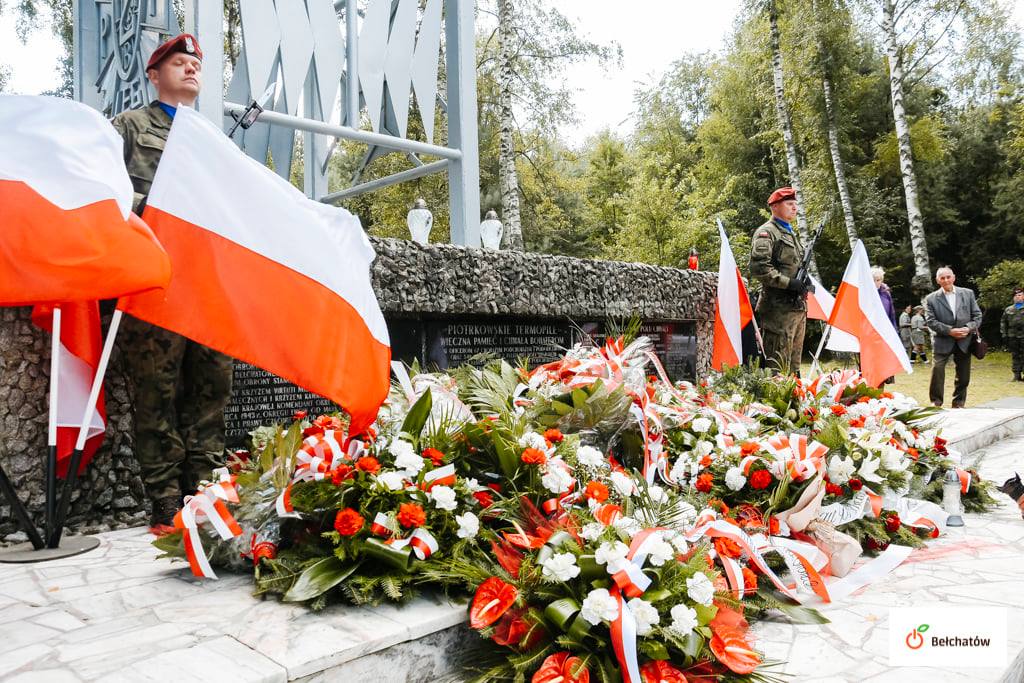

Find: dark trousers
<box><xmin>929</xmin><ymin>345</ymin><xmax>971</xmax><ymax>407</ymax></box>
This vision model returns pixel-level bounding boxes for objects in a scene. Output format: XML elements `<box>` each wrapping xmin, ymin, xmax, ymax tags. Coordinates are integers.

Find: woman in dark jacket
<box><xmin>872</xmin><ymin>266</ymin><xmax>898</xmax><ymax>329</ymax></box>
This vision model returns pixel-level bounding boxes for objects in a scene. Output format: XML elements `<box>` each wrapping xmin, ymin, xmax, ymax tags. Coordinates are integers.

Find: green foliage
<box><xmin>978</xmin><ymin>259</ymin><xmax>1024</xmax><ymax>309</ymax></box>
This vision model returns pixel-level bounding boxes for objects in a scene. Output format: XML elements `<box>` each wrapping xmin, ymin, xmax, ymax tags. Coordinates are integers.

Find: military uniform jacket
<box><xmin>749</xmin><ymin>217</ymin><xmax>805</xmax><ymax>311</ymax></box>
<box><xmin>110</xmin><ymin>101</ymin><xmax>172</xmax><ymax>214</ymax></box>
<box><xmin>1002</xmin><ymin>305</ymin><xmax>1024</xmax><ymax>339</ymax></box>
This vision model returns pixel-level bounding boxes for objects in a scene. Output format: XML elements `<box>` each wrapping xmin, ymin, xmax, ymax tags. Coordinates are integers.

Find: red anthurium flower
<box><xmin>503</xmin><ymin>530</ymin><xmax>547</xmax><ymax>549</ymax></box>
<box><xmin>640</xmin><ymin>660</ymin><xmax>687</xmax><ymax>683</ymax></box>
<box><xmin>491</xmin><ymin>539</ymin><xmax>523</xmax><ymax>578</ymax></box>
<box><xmin>583</xmin><ymin>480</ymin><xmax>609</xmax><ymax>502</ymax></box>
<box><xmin>333</xmin><ymin>508</ymin><xmax>364</xmax><ymax>536</ymax></box>
<box><xmin>422</xmin><ymin>447</ymin><xmax>445</xmax><ymax>466</ymax></box>
<box><xmin>473</xmin><ymin>490</ymin><xmax>495</xmax><ymax>508</ymax></box>
<box><xmin>532</xmin><ymin>652</ymin><xmax>589</xmax><ymax>683</ymax></box>
<box><xmin>695</xmin><ymin>473</ymin><xmax>714</xmax><ymax>493</ymax></box>
<box><xmin>709</xmin><ymin>625</ymin><xmax>760</xmax><ymax>674</ymax></box>
<box><xmin>470</xmin><ymin>577</ymin><xmax>518</xmax><ymax>629</ymax></box>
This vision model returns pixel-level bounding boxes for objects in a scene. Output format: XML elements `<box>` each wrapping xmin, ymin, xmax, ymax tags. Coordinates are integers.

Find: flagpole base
<box><xmin>0</xmin><ymin>535</ymin><xmax>100</xmax><ymax>563</ymax></box>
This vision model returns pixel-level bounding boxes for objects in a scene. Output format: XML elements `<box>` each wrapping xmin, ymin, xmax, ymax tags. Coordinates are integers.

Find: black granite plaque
<box><xmin>573</xmin><ymin>320</ymin><xmax>697</xmax><ymax>382</ymax></box>
<box><xmin>224</xmin><ymin>363</ymin><xmax>337</xmax><ymax>445</ymax></box>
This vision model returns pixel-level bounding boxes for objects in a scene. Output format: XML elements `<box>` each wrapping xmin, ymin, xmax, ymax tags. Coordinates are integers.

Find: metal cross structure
<box><xmin>72</xmin><ymin>0</ymin><xmax>482</xmax><ymax>246</ymax></box>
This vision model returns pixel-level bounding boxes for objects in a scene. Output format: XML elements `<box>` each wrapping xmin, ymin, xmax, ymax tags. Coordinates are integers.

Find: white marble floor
<box><xmin>2</xmin><ymin>408</ymin><xmax>1023</xmax><ymax>682</ymax></box>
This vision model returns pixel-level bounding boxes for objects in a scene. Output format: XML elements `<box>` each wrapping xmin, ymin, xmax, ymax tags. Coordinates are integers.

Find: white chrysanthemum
<box><xmin>376</xmin><ymin>471</ymin><xmax>406</xmax><ymax>491</ymax></box>
<box><xmin>669</xmin><ymin>604</ymin><xmax>699</xmax><ymax>636</ymax></box>
<box><xmin>691</xmin><ymin>417</ymin><xmax>713</xmax><ymax>433</ymax></box>
<box><xmin>541</xmin><ymin>461</ymin><xmax>574</xmax><ymax>494</ymax></box>
<box><xmin>827</xmin><ymin>454</ymin><xmax>856</xmax><ymax>485</ymax></box>
<box><xmin>581</xmin><ymin>588</ymin><xmax>620</xmax><ymax>625</ymax></box>
<box><xmin>392</xmin><ymin>439</ymin><xmax>423</xmax><ymax>474</ymax></box>
<box><xmin>518</xmin><ymin>431</ymin><xmax>548</xmax><ymax>451</ymax></box>
<box><xmin>610</xmin><ymin>471</ymin><xmax>636</xmax><ymax>497</ymax></box>
<box><xmin>429</xmin><ymin>485</ymin><xmax>458</xmax><ymax>511</ymax></box>
<box><xmin>628</xmin><ymin>598</ymin><xmax>660</xmax><ymax>635</ymax></box>
<box><xmin>541</xmin><ymin>552</ymin><xmax>581</xmax><ymax>582</ymax></box>
<box><xmin>455</xmin><ymin>512</ymin><xmax>479</xmax><ymax>539</ymax></box>
<box><xmin>647</xmin><ymin>538</ymin><xmax>675</xmax><ymax>567</ymax></box>
<box><xmin>613</xmin><ymin>515</ymin><xmax>642</xmax><ymax>538</ymax></box>
<box><xmin>581</xmin><ymin>522</ymin><xmax>605</xmax><ymax>541</ymax></box>
<box><xmin>725</xmin><ymin>467</ymin><xmax>747</xmax><ymax>491</ymax></box>
<box><xmin>595</xmin><ymin>540</ymin><xmax>630</xmax><ymax>573</ymax></box>
<box><xmin>576</xmin><ymin>445</ymin><xmax>607</xmax><ymax>468</ymax></box>
<box><xmin>686</xmin><ymin>572</ymin><xmax>715</xmax><ymax>606</ymax></box>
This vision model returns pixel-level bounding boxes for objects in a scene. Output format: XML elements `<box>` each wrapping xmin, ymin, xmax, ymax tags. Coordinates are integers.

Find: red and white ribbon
<box><xmin>173</xmin><ymin>476</ymin><xmax>244</xmax><ymax>579</ymax></box>
<box><xmin>422</xmin><ymin>463</ymin><xmax>457</xmax><ymax>489</ymax></box>
<box><xmin>609</xmin><ymin>587</ymin><xmax>643</xmax><ymax>683</ymax></box>
<box><xmin>371</xmin><ymin>512</ymin><xmax>396</xmax><ymax>537</ymax></box>
<box><xmin>763</xmin><ymin>433</ymin><xmax>828</xmax><ymax>482</ymax></box>
<box><xmin>387</xmin><ymin>528</ymin><xmax>439</xmax><ymax>560</ymax></box>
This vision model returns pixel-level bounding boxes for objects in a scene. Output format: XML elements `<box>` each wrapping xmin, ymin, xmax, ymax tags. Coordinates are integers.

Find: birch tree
<box><xmin>496</xmin><ymin>0</ymin><xmax>524</xmax><ymax>250</ymax></box>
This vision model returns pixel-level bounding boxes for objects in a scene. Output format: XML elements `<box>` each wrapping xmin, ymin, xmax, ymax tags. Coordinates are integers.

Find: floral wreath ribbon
<box><xmin>173</xmin><ymin>469</ymin><xmax>243</xmax><ymax>579</ymax></box>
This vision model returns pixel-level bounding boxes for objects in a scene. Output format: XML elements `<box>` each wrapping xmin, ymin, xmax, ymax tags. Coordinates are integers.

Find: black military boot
<box><xmin>998</xmin><ymin>473</ymin><xmax>1024</xmax><ymax>520</ymax></box>
<box><xmin>149</xmin><ymin>496</ymin><xmax>181</xmax><ymax>528</ymax></box>
<box><xmin>1015</xmin><ymin>372</ymin><xmax>1022</xmax><ymax>382</ymax></box>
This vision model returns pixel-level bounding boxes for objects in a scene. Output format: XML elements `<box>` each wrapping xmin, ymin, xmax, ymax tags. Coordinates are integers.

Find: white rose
<box><xmin>725</xmin><ymin>467</ymin><xmax>747</xmax><ymax>491</ymax></box>
<box><xmin>429</xmin><ymin>485</ymin><xmax>458</xmax><ymax>511</ymax></box>
<box><xmin>628</xmin><ymin>598</ymin><xmax>660</xmax><ymax>635</ymax></box>
<box><xmin>581</xmin><ymin>522</ymin><xmax>605</xmax><ymax>541</ymax></box>
<box><xmin>647</xmin><ymin>538</ymin><xmax>675</xmax><ymax>567</ymax></box>
<box><xmin>392</xmin><ymin>439</ymin><xmax>424</xmax><ymax>475</ymax></box>
<box><xmin>455</xmin><ymin>512</ymin><xmax>479</xmax><ymax>539</ymax></box>
<box><xmin>686</xmin><ymin>572</ymin><xmax>715</xmax><ymax>606</ymax></box>
<box><xmin>576</xmin><ymin>445</ymin><xmax>607</xmax><ymax>469</ymax></box>
<box><xmin>691</xmin><ymin>417</ymin><xmax>712</xmax><ymax>433</ymax></box>
<box><xmin>610</xmin><ymin>471</ymin><xmax>636</xmax><ymax>497</ymax></box>
<box><xmin>669</xmin><ymin>604</ymin><xmax>698</xmax><ymax>636</ymax></box>
<box><xmin>581</xmin><ymin>588</ymin><xmax>620</xmax><ymax>625</ymax></box>
<box><xmin>827</xmin><ymin>454</ymin><xmax>856</xmax><ymax>485</ymax></box>
<box><xmin>541</xmin><ymin>461</ymin><xmax>574</xmax><ymax>494</ymax></box>
<box><xmin>595</xmin><ymin>540</ymin><xmax>630</xmax><ymax>573</ymax></box>
<box><xmin>376</xmin><ymin>471</ymin><xmax>407</xmax><ymax>491</ymax></box>
<box><xmin>541</xmin><ymin>552</ymin><xmax>581</xmax><ymax>582</ymax></box>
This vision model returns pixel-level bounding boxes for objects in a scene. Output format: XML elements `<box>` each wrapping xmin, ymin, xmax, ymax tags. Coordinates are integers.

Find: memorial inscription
<box><xmin>223</xmin><ymin>364</ymin><xmax>337</xmax><ymax>445</ymax></box>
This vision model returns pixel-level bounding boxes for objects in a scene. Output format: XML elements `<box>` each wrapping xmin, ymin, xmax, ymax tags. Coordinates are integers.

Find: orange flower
<box><xmin>709</xmin><ymin>624</ymin><xmax>760</xmax><ymax>674</ymax></box>
<box><xmin>473</xmin><ymin>490</ymin><xmax>495</xmax><ymax>508</ymax></box>
<box><xmin>857</xmin><ymin>395</ymin><xmax>871</xmax><ymax>403</ymax></box>
<box><xmin>749</xmin><ymin>470</ymin><xmax>773</xmax><ymax>490</ymax></box>
<box><xmin>696</xmin><ymin>473</ymin><xmax>714</xmax><ymax>493</ymax></box>
<box><xmin>532</xmin><ymin>652</ymin><xmax>589</xmax><ymax>683</ymax></box>
<box><xmin>739</xmin><ymin>441</ymin><xmax>760</xmax><ymax>456</ymax></box>
<box><xmin>583</xmin><ymin>480</ymin><xmax>609</xmax><ymax>502</ymax></box>
<box><xmin>422</xmin><ymin>447</ymin><xmax>445</xmax><ymax>466</ymax></box>
<box><xmin>848</xmin><ymin>416</ymin><xmax>866</xmax><ymax>428</ymax></box>
<box><xmin>521</xmin><ymin>447</ymin><xmax>547</xmax><ymax>465</ymax></box>
<box><xmin>543</xmin><ymin>428</ymin><xmax>564</xmax><ymax>443</ymax></box>
<box><xmin>742</xmin><ymin>567</ymin><xmax>758</xmax><ymax>593</ymax></box>
<box><xmin>831</xmin><ymin>404</ymin><xmax>847</xmax><ymax>416</ymax></box>
<box><xmin>768</xmin><ymin>516</ymin><xmax>780</xmax><ymax>535</ymax></box>
<box><xmin>333</xmin><ymin>508</ymin><xmax>364</xmax><ymax>536</ymax></box>
<box><xmin>396</xmin><ymin>502</ymin><xmax>426</xmax><ymax>528</ymax></box>
<box><xmin>331</xmin><ymin>465</ymin><xmax>354</xmax><ymax>486</ymax></box>
<box><xmin>356</xmin><ymin>456</ymin><xmax>381</xmax><ymax>474</ymax></box>
<box><xmin>700</xmin><ymin>455</ymin><xmax>713</xmax><ymax>467</ymax></box>
<box><xmin>714</xmin><ymin>536</ymin><xmax>744</xmax><ymax>559</ymax></box>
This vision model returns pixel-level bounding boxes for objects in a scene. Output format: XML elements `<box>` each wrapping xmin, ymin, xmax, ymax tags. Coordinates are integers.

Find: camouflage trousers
<box><xmin>1009</xmin><ymin>337</ymin><xmax>1024</xmax><ymax>376</ymax></box>
<box><xmin>758</xmin><ymin>303</ymin><xmax>807</xmax><ymax>375</ymax></box>
<box><xmin>120</xmin><ymin>314</ymin><xmax>234</xmax><ymax>501</ymax></box>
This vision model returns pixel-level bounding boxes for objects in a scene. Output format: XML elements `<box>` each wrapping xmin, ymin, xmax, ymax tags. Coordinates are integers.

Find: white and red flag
<box><xmin>119</xmin><ymin>107</ymin><xmax>391</xmax><ymax>433</ymax></box>
<box><xmin>0</xmin><ymin>95</ymin><xmax>171</xmax><ymax>304</ymax></box>
<box><xmin>827</xmin><ymin>241</ymin><xmax>912</xmax><ymax>386</ymax></box>
<box><xmin>806</xmin><ymin>275</ymin><xmax>860</xmax><ymax>353</ymax></box>
<box><xmin>30</xmin><ymin>303</ymin><xmax>106</xmax><ymax>476</ymax></box>
<box><xmin>711</xmin><ymin>222</ymin><xmax>755</xmax><ymax>370</ymax></box>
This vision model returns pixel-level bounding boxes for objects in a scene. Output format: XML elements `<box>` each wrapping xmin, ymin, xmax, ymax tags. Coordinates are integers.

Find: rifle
<box><xmin>793</xmin><ymin>208</ymin><xmax>831</xmax><ymax>290</ymax></box>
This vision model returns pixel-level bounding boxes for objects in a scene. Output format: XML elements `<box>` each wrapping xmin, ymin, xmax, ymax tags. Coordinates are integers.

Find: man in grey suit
<box><xmin>925</xmin><ymin>266</ymin><xmax>983</xmax><ymax>407</ymax></box>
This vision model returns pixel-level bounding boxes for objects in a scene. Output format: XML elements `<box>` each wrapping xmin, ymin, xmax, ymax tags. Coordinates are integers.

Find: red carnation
<box><xmin>825</xmin><ymin>481</ymin><xmax>843</xmax><ymax>496</ymax></box>
<box><xmin>742</xmin><ymin>567</ymin><xmax>759</xmax><ymax>593</ymax></box>
<box><xmin>749</xmin><ymin>470</ymin><xmax>773</xmax><ymax>490</ymax></box>
<box><xmin>397</xmin><ymin>502</ymin><xmax>426</xmax><ymax>528</ymax></box>
<box><xmin>714</xmin><ymin>536</ymin><xmax>744</xmax><ymax>559</ymax></box>
<box><xmin>473</xmin><ymin>490</ymin><xmax>495</xmax><ymax>508</ymax></box>
<box><xmin>331</xmin><ymin>464</ymin><xmax>354</xmax><ymax>486</ymax></box>
<box><xmin>831</xmin><ymin>404</ymin><xmax>847</xmax><ymax>416</ymax></box>
<box><xmin>848</xmin><ymin>416</ymin><xmax>866</xmax><ymax>428</ymax></box>
<box><xmin>695</xmin><ymin>473</ymin><xmax>714</xmax><ymax>493</ymax></box>
<box><xmin>356</xmin><ymin>456</ymin><xmax>381</xmax><ymax>474</ymax></box>
<box><xmin>333</xmin><ymin>508</ymin><xmax>364</xmax><ymax>536</ymax></box>
<box><xmin>543</xmin><ymin>428</ymin><xmax>564</xmax><ymax>443</ymax></box>
<box><xmin>700</xmin><ymin>454</ymin><xmax>713</xmax><ymax>467</ymax></box>
<box><xmin>884</xmin><ymin>513</ymin><xmax>901</xmax><ymax>533</ymax></box>
<box><xmin>739</xmin><ymin>441</ymin><xmax>760</xmax><ymax>456</ymax></box>
<box><xmin>521</xmin><ymin>447</ymin><xmax>547</xmax><ymax>465</ymax></box>
<box><xmin>583</xmin><ymin>480</ymin><xmax>609</xmax><ymax>502</ymax></box>
<box><xmin>848</xmin><ymin>478</ymin><xmax>863</xmax><ymax>491</ymax></box>
<box><xmin>422</xmin><ymin>447</ymin><xmax>445</xmax><ymax>466</ymax></box>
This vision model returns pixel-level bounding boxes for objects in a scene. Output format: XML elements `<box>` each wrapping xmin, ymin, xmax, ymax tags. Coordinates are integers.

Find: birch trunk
<box><xmin>881</xmin><ymin>0</ymin><xmax>931</xmax><ymax>292</ymax></box>
<box><xmin>768</xmin><ymin>0</ymin><xmax>817</xmax><ymax>276</ymax></box>
<box><xmin>498</xmin><ymin>0</ymin><xmax>524</xmax><ymax>250</ymax></box>
<box><xmin>822</xmin><ymin>72</ymin><xmax>858</xmax><ymax>249</ymax></box>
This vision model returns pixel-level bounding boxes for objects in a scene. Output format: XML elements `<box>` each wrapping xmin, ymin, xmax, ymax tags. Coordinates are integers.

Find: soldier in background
<box><xmin>748</xmin><ymin>186</ymin><xmax>809</xmax><ymax>374</ymax></box>
<box><xmin>910</xmin><ymin>305</ymin><xmax>928</xmax><ymax>364</ymax></box>
<box><xmin>1001</xmin><ymin>288</ymin><xmax>1024</xmax><ymax>382</ymax></box>
<box><xmin>111</xmin><ymin>34</ymin><xmax>234</xmax><ymax>526</ymax></box>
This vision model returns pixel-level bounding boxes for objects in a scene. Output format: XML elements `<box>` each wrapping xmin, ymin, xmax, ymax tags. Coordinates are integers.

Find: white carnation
<box><xmin>726</xmin><ymin>422</ymin><xmax>749</xmax><ymax>440</ymax></box>
<box><xmin>541</xmin><ymin>461</ymin><xmax>574</xmax><ymax>494</ymax></box>
<box><xmin>686</xmin><ymin>572</ymin><xmax>715</xmax><ymax>606</ymax></box>
<box><xmin>647</xmin><ymin>538</ymin><xmax>675</xmax><ymax>567</ymax></box>
<box><xmin>541</xmin><ymin>552</ymin><xmax>581</xmax><ymax>582</ymax></box>
<box><xmin>429</xmin><ymin>485</ymin><xmax>457</xmax><ymax>511</ymax></box>
<box><xmin>576</xmin><ymin>445</ymin><xmax>607</xmax><ymax>468</ymax></box>
<box><xmin>376</xmin><ymin>471</ymin><xmax>407</xmax><ymax>491</ymax></box>
<box><xmin>694</xmin><ymin>440</ymin><xmax>715</xmax><ymax>457</ymax></box>
<box><xmin>646</xmin><ymin>484</ymin><xmax>668</xmax><ymax>503</ymax></box>
<box><xmin>610</xmin><ymin>471</ymin><xmax>636</xmax><ymax>497</ymax></box>
<box><xmin>691</xmin><ymin>417</ymin><xmax>713</xmax><ymax>433</ymax></box>
<box><xmin>595</xmin><ymin>540</ymin><xmax>630</xmax><ymax>573</ymax></box>
<box><xmin>670</xmin><ymin>457</ymin><xmax>691</xmax><ymax>482</ymax></box>
<box><xmin>392</xmin><ymin>439</ymin><xmax>424</xmax><ymax>475</ymax></box>
<box><xmin>628</xmin><ymin>598</ymin><xmax>660</xmax><ymax>635</ymax></box>
<box><xmin>455</xmin><ymin>512</ymin><xmax>479</xmax><ymax>539</ymax></box>
<box><xmin>581</xmin><ymin>588</ymin><xmax>620</xmax><ymax>625</ymax></box>
<box><xmin>613</xmin><ymin>515</ymin><xmax>642</xmax><ymax>538</ymax></box>
<box><xmin>518</xmin><ymin>431</ymin><xmax>548</xmax><ymax>451</ymax></box>
<box><xmin>725</xmin><ymin>467</ymin><xmax>747</xmax><ymax>491</ymax></box>
<box><xmin>581</xmin><ymin>522</ymin><xmax>605</xmax><ymax>541</ymax></box>
<box><xmin>669</xmin><ymin>604</ymin><xmax>698</xmax><ymax>636</ymax></box>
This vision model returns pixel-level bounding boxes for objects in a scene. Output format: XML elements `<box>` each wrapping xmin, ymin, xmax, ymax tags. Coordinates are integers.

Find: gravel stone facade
<box><xmin>0</xmin><ymin>237</ymin><xmax>715</xmax><ymax>536</ymax></box>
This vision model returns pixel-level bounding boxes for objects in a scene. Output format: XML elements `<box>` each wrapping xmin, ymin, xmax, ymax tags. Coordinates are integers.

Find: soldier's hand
<box><xmin>786</xmin><ymin>278</ymin><xmax>810</xmax><ymax>296</ymax></box>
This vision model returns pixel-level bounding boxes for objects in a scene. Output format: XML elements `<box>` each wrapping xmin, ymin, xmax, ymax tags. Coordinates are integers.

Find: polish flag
<box><xmin>0</xmin><ymin>95</ymin><xmax>171</xmax><ymax>305</ymax></box>
<box><xmin>807</xmin><ymin>276</ymin><xmax>860</xmax><ymax>353</ymax></box>
<box><xmin>828</xmin><ymin>241</ymin><xmax>912</xmax><ymax>386</ymax></box>
<box><xmin>712</xmin><ymin>222</ymin><xmax>754</xmax><ymax>370</ymax></box>
<box><xmin>31</xmin><ymin>303</ymin><xmax>106</xmax><ymax>477</ymax></box>
<box><xmin>119</xmin><ymin>107</ymin><xmax>391</xmax><ymax>433</ymax></box>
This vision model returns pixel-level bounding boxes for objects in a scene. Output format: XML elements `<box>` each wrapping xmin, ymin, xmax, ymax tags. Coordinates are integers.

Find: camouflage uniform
<box><xmin>111</xmin><ymin>102</ymin><xmax>234</xmax><ymax>502</ymax></box>
<box><xmin>1001</xmin><ymin>303</ymin><xmax>1024</xmax><ymax>380</ymax></box>
<box><xmin>749</xmin><ymin>217</ymin><xmax>806</xmax><ymax>373</ymax></box>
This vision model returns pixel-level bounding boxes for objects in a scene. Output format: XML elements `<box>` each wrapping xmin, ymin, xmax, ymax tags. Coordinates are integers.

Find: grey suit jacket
<box><xmin>924</xmin><ymin>286</ymin><xmax>982</xmax><ymax>354</ymax></box>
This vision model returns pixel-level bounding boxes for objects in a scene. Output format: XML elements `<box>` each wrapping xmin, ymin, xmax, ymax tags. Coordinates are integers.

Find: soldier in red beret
<box><xmin>111</xmin><ymin>34</ymin><xmax>234</xmax><ymax>527</ymax></box>
<box><xmin>748</xmin><ymin>186</ymin><xmax>809</xmax><ymax>374</ymax></box>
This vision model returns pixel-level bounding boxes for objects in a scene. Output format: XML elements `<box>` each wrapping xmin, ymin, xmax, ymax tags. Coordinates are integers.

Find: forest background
<box><xmin>2</xmin><ymin>0</ymin><xmax>1024</xmax><ymax>342</ymax></box>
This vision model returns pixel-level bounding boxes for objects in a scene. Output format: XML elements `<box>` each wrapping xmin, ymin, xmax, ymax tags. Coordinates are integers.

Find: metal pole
<box><xmin>321</xmin><ymin>159</ymin><xmax>449</xmax><ymax>204</ymax></box>
<box><xmin>444</xmin><ymin>0</ymin><xmax>481</xmax><ymax>247</ymax></box>
<box><xmin>185</xmin><ymin>0</ymin><xmax>224</xmax><ymax>125</ymax></box>
<box><xmin>45</xmin><ymin>306</ymin><xmax>61</xmax><ymax>541</ymax></box>
<box><xmin>346</xmin><ymin>0</ymin><xmax>359</xmax><ymax>128</ymax></box>
<box><xmin>223</xmin><ymin>102</ymin><xmax>463</xmax><ymax>160</ymax></box>
<box><xmin>0</xmin><ymin>464</ymin><xmax>44</xmax><ymax>550</ymax></box>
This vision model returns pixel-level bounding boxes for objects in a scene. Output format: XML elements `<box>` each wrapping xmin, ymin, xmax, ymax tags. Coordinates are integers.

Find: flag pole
<box><xmin>810</xmin><ymin>322</ymin><xmax>833</xmax><ymax>376</ymax></box>
<box><xmin>48</xmin><ymin>309</ymin><xmax>122</xmax><ymax>548</ymax></box>
<box><xmin>45</xmin><ymin>306</ymin><xmax>62</xmax><ymax>541</ymax></box>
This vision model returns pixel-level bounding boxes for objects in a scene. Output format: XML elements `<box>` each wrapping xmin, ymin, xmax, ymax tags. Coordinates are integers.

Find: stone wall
<box><xmin>0</xmin><ymin>237</ymin><xmax>716</xmax><ymax>536</ymax></box>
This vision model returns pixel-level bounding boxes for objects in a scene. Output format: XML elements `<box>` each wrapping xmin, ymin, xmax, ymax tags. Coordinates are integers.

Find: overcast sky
<box><xmin>2</xmin><ymin>1</ymin><xmax>1022</xmax><ymax>146</ymax></box>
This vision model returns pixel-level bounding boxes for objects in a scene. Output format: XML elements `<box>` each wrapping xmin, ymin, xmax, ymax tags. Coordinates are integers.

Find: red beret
<box><xmin>146</xmin><ymin>34</ymin><xmax>203</xmax><ymax>71</ymax></box>
<box><xmin>767</xmin><ymin>186</ymin><xmax>796</xmax><ymax>205</ymax></box>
